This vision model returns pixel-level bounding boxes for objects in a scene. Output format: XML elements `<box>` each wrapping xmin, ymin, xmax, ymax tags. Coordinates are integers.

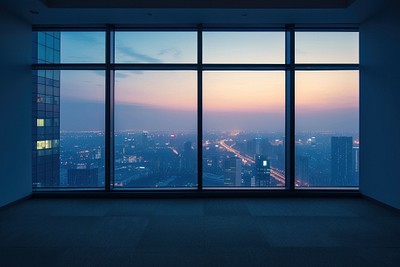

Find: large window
<box><xmin>32</xmin><ymin>27</ymin><xmax>359</xmax><ymax>191</ymax></box>
<box><xmin>203</xmin><ymin>71</ymin><xmax>285</xmax><ymax>187</ymax></box>
<box><xmin>114</xmin><ymin>71</ymin><xmax>197</xmax><ymax>188</ymax></box>
<box><xmin>295</xmin><ymin>32</ymin><xmax>359</xmax><ymax>188</ymax></box>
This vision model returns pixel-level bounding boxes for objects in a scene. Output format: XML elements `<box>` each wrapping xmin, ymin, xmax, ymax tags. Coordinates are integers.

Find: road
<box><xmin>219</xmin><ymin>139</ymin><xmax>286</xmax><ymax>185</ymax></box>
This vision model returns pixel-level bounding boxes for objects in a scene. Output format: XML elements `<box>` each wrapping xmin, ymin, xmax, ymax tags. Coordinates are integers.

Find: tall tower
<box><xmin>255</xmin><ymin>155</ymin><xmax>271</xmax><ymax>186</ymax></box>
<box><xmin>331</xmin><ymin>136</ymin><xmax>353</xmax><ymax>186</ymax></box>
<box><xmin>223</xmin><ymin>157</ymin><xmax>241</xmax><ymax>186</ymax></box>
<box><xmin>182</xmin><ymin>141</ymin><xmax>195</xmax><ymax>173</ymax></box>
<box><xmin>296</xmin><ymin>155</ymin><xmax>310</xmax><ymax>186</ymax></box>
<box><xmin>32</xmin><ymin>31</ymin><xmax>61</xmax><ymax>187</ymax></box>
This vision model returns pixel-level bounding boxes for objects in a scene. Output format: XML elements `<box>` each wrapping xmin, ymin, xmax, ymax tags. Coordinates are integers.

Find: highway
<box><xmin>219</xmin><ymin>139</ymin><xmax>286</xmax><ymax>185</ymax></box>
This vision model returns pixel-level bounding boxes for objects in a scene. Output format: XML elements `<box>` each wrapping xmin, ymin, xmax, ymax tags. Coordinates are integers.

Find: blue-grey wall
<box><xmin>0</xmin><ymin>8</ymin><xmax>32</xmax><ymax>207</ymax></box>
<box><xmin>360</xmin><ymin>0</ymin><xmax>400</xmax><ymax>209</ymax></box>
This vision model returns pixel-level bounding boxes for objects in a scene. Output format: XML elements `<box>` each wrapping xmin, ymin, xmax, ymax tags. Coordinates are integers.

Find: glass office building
<box><xmin>32</xmin><ymin>32</ymin><xmax>61</xmax><ymax>187</ymax></box>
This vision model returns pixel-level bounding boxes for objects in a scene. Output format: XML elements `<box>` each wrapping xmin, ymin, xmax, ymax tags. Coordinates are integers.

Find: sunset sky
<box><xmin>58</xmin><ymin>31</ymin><xmax>359</xmax><ymax>133</ymax></box>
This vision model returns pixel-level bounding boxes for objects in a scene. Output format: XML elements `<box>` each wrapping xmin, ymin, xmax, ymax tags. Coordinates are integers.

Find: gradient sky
<box><xmin>59</xmin><ymin>31</ymin><xmax>359</xmax><ymax>133</ymax></box>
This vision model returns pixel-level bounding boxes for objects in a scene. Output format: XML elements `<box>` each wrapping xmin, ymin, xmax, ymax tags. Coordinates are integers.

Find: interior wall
<box><xmin>360</xmin><ymin>0</ymin><xmax>400</xmax><ymax>209</ymax></box>
<box><xmin>0</xmin><ymin>8</ymin><xmax>32</xmax><ymax>207</ymax></box>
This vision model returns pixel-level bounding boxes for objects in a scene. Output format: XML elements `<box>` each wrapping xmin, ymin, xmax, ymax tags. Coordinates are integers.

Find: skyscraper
<box><xmin>182</xmin><ymin>141</ymin><xmax>195</xmax><ymax>173</ymax></box>
<box><xmin>331</xmin><ymin>136</ymin><xmax>353</xmax><ymax>186</ymax></box>
<box><xmin>255</xmin><ymin>155</ymin><xmax>271</xmax><ymax>186</ymax></box>
<box><xmin>32</xmin><ymin>31</ymin><xmax>61</xmax><ymax>187</ymax></box>
<box><xmin>353</xmin><ymin>146</ymin><xmax>360</xmax><ymax>180</ymax></box>
<box><xmin>223</xmin><ymin>157</ymin><xmax>241</xmax><ymax>186</ymax></box>
<box><xmin>296</xmin><ymin>155</ymin><xmax>310</xmax><ymax>186</ymax></box>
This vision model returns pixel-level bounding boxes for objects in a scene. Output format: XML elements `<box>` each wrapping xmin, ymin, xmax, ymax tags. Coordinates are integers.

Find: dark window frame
<box><xmin>31</xmin><ymin>25</ymin><xmax>359</xmax><ymax>194</ymax></box>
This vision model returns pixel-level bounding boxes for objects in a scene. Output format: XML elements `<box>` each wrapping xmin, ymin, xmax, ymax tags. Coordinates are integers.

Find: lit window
<box><xmin>37</xmin><ymin>141</ymin><xmax>46</xmax><ymax>150</ymax></box>
<box><xmin>37</xmin><ymin>119</ymin><xmax>45</xmax><ymax>127</ymax></box>
<box><xmin>36</xmin><ymin>140</ymin><xmax>53</xmax><ymax>150</ymax></box>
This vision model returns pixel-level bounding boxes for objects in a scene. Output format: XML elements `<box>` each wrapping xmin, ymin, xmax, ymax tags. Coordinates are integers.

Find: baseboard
<box><xmin>0</xmin><ymin>195</ymin><xmax>32</xmax><ymax>211</ymax></box>
<box><xmin>362</xmin><ymin>194</ymin><xmax>400</xmax><ymax>212</ymax></box>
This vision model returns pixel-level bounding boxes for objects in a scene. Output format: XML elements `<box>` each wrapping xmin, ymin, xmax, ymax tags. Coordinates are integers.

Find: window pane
<box><xmin>203</xmin><ymin>71</ymin><xmax>285</xmax><ymax>187</ymax></box>
<box><xmin>295</xmin><ymin>32</ymin><xmax>359</xmax><ymax>63</ymax></box>
<box><xmin>114</xmin><ymin>71</ymin><xmax>197</xmax><ymax>188</ymax></box>
<box><xmin>32</xmin><ymin>70</ymin><xmax>105</xmax><ymax>188</ymax></box>
<box><xmin>61</xmin><ymin>32</ymin><xmax>105</xmax><ymax>63</ymax></box>
<box><xmin>59</xmin><ymin>71</ymin><xmax>105</xmax><ymax>187</ymax></box>
<box><xmin>295</xmin><ymin>71</ymin><xmax>359</xmax><ymax>187</ymax></box>
<box><xmin>115</xmin><ymin>32</ymin><xmax>197</xmax><ymax>63</ymax></box>
<box><xmin>203</xmin><ymin>32</ymin><xmax>285</xmax><ymax>63</ymax></box>
<box><xmin>34</xmin><ymin>32</ymin><xmax>105</xmax><ymax>63</ymax></box>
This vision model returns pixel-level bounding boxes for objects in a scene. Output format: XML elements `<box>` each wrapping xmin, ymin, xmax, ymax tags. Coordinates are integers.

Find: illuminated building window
<box><xmin>36</xmin><ymin>140</ymin><xmax>53</xmax><ymax>150</ymax></box>
<box><xmin>37</xmin><ymin>119</ymin><xmax>45</xmax><ymax>127</ymax></box>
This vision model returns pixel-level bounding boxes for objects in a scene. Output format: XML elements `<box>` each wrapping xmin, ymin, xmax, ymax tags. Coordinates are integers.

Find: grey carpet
<box><xmin>0</xmin><ymin>197</ymin><xmax>400</xmax><ymax>267</ymax></box>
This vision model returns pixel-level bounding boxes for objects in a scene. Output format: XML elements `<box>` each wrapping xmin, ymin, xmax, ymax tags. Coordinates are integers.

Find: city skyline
<box><xmin>33</xmin><ymin>30</ymin><xmax>360</xmax><ymax>189</ymax></box>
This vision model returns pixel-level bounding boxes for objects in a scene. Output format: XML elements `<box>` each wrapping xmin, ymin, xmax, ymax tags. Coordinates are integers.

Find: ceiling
<box><xmin>1</xmin><ymin>0</ymin><xmax>386</xmax><ymax>26</ymax></box>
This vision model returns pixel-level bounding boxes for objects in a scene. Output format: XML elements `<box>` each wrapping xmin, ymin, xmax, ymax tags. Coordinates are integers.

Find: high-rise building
<box><xmin>182</xmin><ymin>141</ymin><xmax>195</xmax><ymax>173</ymax></box>
<box><xmin>32</xmin><ymin>32</ymin><xmax>61</xmax><ymax>187</ymax></box>
<box><xmin>331</xmin><ymin>136</ymin><xmax>353</xmax><ymax>186</ymax></box>
<box><xmin>223</xmin><ymin>157</ymin><xmax>241</xmax><ymax>186</ymax></box>
<box><xmin>67</xmin><ymin>168</ymin><xmax>99</xmax><ymax>187</ymax></box>
<box><xmin>255</xmin><ymin>155</ymin><xmax>271</xmax><ymax>186</ymax></box>
<box><xmin>296</xmin><ymin>155</ymin><xmax>310</xmax><ymax>186</ymax></box>
<box><xmin>142</xmin><ymin>131</ymin><xmax>148</xmax><ymax>146</ymax></box>
<box><xmin>353</xmin><ymin>146</ymin><xmax>360</xmax><ymax>180</ymax></box>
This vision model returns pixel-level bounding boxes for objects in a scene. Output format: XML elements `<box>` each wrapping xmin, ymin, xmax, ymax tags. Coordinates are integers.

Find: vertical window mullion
<box><xmin>285</xmin><ymin>24</ymin><xmax>295</xmax><ymax>191</ymax></box>
<box><xmin>105</xmin><ymin>25</ymin><xmax>115</xmax><ymax>191</ymax></box>
<box><xmin>197</xmin><ymin>25</ymin><xmax>203</xmax><ymax>191</ymax></box>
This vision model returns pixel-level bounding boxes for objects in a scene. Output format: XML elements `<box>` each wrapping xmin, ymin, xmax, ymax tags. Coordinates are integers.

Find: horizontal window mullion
<box><xmin>32</xmin><ymin>63</ymin><xmax>359</xmax><ymax>71</ymax></box>
<box><xmin>32</xmin><ymin>26</ymin><xmax>106</xmax><ymax>32</ymax></box>
<box><xmin>32</xmin><ymin>64</ymin><xmax>106</xmax><ymax>70</ymax></box>
<box><xmin>202</xmin><ymin>64</ymin><xmax>286</xmax><ymax>70</ymax></box>
<box><xmin>294</xmin><ymin>26</ymin><xmax>359</xmax><ymax>32</ymax></box>
<box><xmin>202</xmin><ymin>27</ymin><xmax>284</xmax><ymax>32</ymax></box>
<box><xmin>294</xmin><ymin>64</ymin><xmax>359</xmax><ymax>70</ymax></box>
<box><xmin>113</xmin><ymin>63</ymin><xmax>198</xmax><ymax>70</ymax></box>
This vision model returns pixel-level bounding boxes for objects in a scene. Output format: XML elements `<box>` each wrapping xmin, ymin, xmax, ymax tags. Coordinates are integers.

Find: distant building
<box><xmin>182</xmin><ymin>141</ymin><xmax>195</xmax><ymax>173</ymax></box>
<box><xmin>142</xmin><ymin>131</ymin><xmax>149</xmax><ymax>147</ymax></box>
<box><xmin>223</xmin><ymin>157</ymin><xmax>242</xmax><ymax>186</ymax></box>
<box><xmin>296</xmin><ymin>155</ymin><xmax>310</xmax><ymax>186</ymax></box>
<box><xmin>255</xmin><ymin>155</ymin><xmax>271</xmax><ymax>186</ymax></box>
<box><xmin>32</xmin><ymin>32</ymin><xmax>61</xmax><ymax>187</ymax></box>
<box><xmin>331</xmin><ymin>136</ymin><xmax>353</xmax><ymax>186</ymax></box>
<box><xmin>353</xmin><ymin>146</ymin><xmax>360</xmax><ymax>182</ymax></box>
<box><xmin>68</xmin><ymin>168</ymin><xmax>99</xmax><ymax>187</ymax></box>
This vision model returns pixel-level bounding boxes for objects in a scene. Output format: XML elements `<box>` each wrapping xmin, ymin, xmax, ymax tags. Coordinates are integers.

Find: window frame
<box><xmin>31</xmin><ymin>25</ymin><xmax>359</xmax><ymax>194</ymax></box>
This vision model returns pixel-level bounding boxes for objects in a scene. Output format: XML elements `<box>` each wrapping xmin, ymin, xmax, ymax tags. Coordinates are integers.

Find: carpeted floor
<box><xmin>1</xmin><ymin>197</ymin><xmax>400</xmax><ymax>267</ymax></box>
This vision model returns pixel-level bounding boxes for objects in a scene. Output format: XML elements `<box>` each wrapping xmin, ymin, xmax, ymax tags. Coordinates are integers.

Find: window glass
<box><xmin>295</xmin><ymin>32</ymin><xmax>359</xmax><ymax>63</ymax></box>
<box><xmin>61</xmin><ymin>32</ymin><xmax>105</xmax><ymax>63</ymax></box>
<box><xmin>59</xmin><ymin>71</ymin><xmax>105</xmax><ymax>187</ymax></box>
<box><xmin>295</xmin><ymin>71</ymin><xmax>359</xmax><ymax>187</ymax></box>
<box><xmin>115</xmin><ymin>32</ymin><xmax>197</xmax><ymax>63</ymax></box>
<box><xmin>203</xmin><ymin>32</ymin><xmax>285</xmax><ymax>63</ymax></box>
<box><xmin>114</xmin><ymin>71</ymin><xmax>197</xmax><ymax>188</ymax></box>
<box><xmin>203</xmin><ymin>71</ymin><xmax>285</xmax><ymax>187</ymax></box>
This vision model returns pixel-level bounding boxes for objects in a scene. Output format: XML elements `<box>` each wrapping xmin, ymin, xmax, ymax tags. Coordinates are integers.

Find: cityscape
<box><xmin>50</xmin><ymin>130</ymin><xmax>359</xmax><ymax>188</ymax></box>
<box><xmin>32</xmin><ymin>31</ymin><xmax>359</xmax><ymax>189</ymax></box>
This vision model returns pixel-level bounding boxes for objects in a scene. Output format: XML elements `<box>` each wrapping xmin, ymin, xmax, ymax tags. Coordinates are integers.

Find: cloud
<box><xmin>91</xmin><ymin>71</ymin><xmax>105</xmax><ymax>78</ymax></box>
<box><xmin>63</xmin><ymin>32</ymin><xmax>103</xmax><ymax>44</ymax></box>
<box><xmin>158</xmin><ymin>48</ymin><xmax>181</xmax><ymax>59</ymax></box>
<box><xmin>115</xmin><ymin>72</ymin><xmax>129</xmax><ymax>79</ymax></box>
<box><xmin>117</xmin><ymin>47</ymin><xmax>162</xmax><ymax>63</ymax></box>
